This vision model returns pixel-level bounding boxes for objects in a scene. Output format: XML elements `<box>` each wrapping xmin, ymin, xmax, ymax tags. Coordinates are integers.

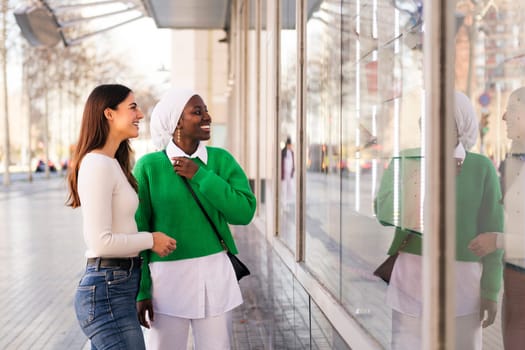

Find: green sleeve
<box><xmin>133</xmin><ymin>159</ymin><xmax>154</xmax><ymax>301</ymax></box>
<box><xmin>479</xmin><ymin>162</ymin><xmax>505</xmax><ymax>301</ymax></box>
<box><xmin>190</xmin><ymin>153</ymin><xmax>256</xmax><ymax>225</ymax></box>
<box><xmin>375</xmin><ymin>158</ymin><xmax>396</xmax><ymax>227</ymax></box>
<box><xmin>481</xmin><ymin>249</ymin><xmax>504</xmax><ymax>301</ymax></box>
<box><xmin>137</xmin><ymin>249</ymin><xmax>152</xmax><ymax>301</ymax></box>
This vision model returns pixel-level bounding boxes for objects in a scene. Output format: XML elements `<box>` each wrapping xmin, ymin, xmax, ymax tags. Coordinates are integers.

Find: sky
<box><xmin>7</xmin><ymin>7</ymin><xmax>172</xmax><ymax>92</ymax></box>
<box><xmin>97</xmin><ymin>16</ymin><xmax>173</xmax><ymax>88</ymax></box>
<box><xmin>4</xmin><ymin>8</ymin><xmax>174</xmax><ymax>163</ymax></box>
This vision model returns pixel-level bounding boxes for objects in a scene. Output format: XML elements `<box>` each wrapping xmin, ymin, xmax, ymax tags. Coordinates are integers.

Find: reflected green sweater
<box><xmin>133</xmin><ymin>147</ymin><xmax>256</xmax><ymax>301</ymax></box>
<box><xmin>376</xmin><ymin>151</ymin><xmax>504</xmax><ymax>301</ymax></box>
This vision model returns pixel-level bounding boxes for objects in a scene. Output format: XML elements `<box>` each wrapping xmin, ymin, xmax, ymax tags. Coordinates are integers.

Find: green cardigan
<box><xmin>376</xmin><ymin>150</ymin><xmax>504</xmax><ymax>301</ymax></box>
<box><xmin>133</xmin><ymin>147</ymin><xmax>256</xmax><ymax>301</ymax></box>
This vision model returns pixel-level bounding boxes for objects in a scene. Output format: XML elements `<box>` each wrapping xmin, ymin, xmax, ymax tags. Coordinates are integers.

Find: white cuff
<box><xmin>496</xmin><ymin>233</ymin><xmax>504</xmax><ymax>249</ymax></box>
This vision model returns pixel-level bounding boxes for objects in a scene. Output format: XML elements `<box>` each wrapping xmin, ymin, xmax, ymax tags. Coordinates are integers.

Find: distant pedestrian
<box><xmin>281</xmin><ymin>136</ymin><xmax>295</xmax><ymax>206</ymax></box>
<box><xmin>134</xmin><ymin>87</ymin><xmax>256</xmax><ymax>350</ymax></box>
<box><xmin>67</xmin><ymin>84</ymin><xmax>176</xmax><ymax>350</ymax></box>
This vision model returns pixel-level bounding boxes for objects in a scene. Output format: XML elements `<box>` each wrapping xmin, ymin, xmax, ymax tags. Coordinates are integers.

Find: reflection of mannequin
<box><xmin>469</xmin><ymin>87</ymin><xmax>525</xmax><ymax>349</ymax></box>
<box><xmin>497</xmin><ymin>87</ymin><xmax>525</xmax><ymax>350</ymax></box>
<box><xmin>281</xmin><ymin>137</ymin><xmax>295</xmax><ymax>205</ymax></box>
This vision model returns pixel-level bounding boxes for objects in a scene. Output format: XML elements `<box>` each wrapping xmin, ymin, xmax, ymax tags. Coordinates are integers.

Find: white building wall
<box><xmin>170</xmin><ymin>30</ymin><xmax>230</xmax><ymax>150</ymax></box>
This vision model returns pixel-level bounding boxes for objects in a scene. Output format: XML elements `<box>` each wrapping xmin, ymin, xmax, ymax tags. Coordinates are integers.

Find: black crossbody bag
<box><xmin>373</xmin><ymin>234</ymin><xmax>412</xmax><ymax>284</ymax></box>
<box><xmin>181</xmin><ymin>177</ymin><xmax>251</xmax><ymax>281</ymax></box>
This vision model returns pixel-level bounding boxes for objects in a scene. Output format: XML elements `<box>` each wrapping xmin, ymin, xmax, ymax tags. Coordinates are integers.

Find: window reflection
<box><xmin>454</xmin><ymin>3</ymin><xmax>525</xmax><ymax>348</ymax></box>
<box><xmin>303</xmin><ymin>0</ymin><xmax>428</xmax><ymax>347</ymax></box>
<box><xmin>305</xmin><ymin>0</ymin><xmax>342</xmax><ymax>299</ymax></box>
<box><xmin>373</xmin><ymin>91</ymin><xmax>505</xmax><ymax>350</ymax></box>
<box><xmin>283</xmin><ymin>0</ymin><xmax>525</xmax><ymax>347</ymax></box>
<box><xmin>495</xmin><ymin>87</ymin><xmax>525</xmax><ymax>350</ymax></box>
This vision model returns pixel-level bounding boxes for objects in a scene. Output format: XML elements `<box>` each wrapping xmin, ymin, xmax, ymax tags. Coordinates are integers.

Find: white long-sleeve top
<box><xmin>78</xmin><ymin>152</ymin><xmax>153</xmax><ymax>258</ymax></box>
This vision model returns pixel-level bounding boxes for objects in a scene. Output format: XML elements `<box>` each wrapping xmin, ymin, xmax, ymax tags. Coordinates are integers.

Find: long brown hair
<box><xmin>67</xmin><ymin>84</ymin><xmax>138</xmax><ymax>208</ymax></box>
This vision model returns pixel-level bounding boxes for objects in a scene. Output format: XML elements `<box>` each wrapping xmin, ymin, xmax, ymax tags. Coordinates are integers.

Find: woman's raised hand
<box><xmin>172</xmin><ymin>157</ymin><xmax>199</xmax><ymax>179</ymax></box>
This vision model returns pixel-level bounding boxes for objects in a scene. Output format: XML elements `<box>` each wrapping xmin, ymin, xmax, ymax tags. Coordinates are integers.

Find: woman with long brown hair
<box><xmin>67</xmin><ymin>84</ymin><xmax>176</xmax><ymax>350</ymax></box>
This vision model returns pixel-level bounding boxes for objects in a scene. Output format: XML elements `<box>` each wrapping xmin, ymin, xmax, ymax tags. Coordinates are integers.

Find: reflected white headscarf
<box><xmin>150</xmin><ymin>87</ymin><xmax>196</xmax><ymax>150</ymax></box>
<box><xmin>454</xmin><ymin>91</ymin><xmax>479</xmax><ymax>150</ymax></box>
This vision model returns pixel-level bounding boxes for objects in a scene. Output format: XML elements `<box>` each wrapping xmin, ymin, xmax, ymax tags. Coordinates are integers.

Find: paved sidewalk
<box><xmin>0</xmin><ymin>176</ymin><xmax>87</xmax><ymax>349</ymax></box>
<box><xmin>0</xmin><ymin>176</ymin><xmax>275</xmax><ymax>350</ymax></box>
<box><xmin>0</xmin><ymin>175</ymin><xmax>505</xmax><ymax>349</ymax></box>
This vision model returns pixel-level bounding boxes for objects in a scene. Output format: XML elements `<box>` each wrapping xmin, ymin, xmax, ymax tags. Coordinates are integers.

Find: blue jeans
<box><xmin>74</xmin><ymin>259</ymin><xmax>145</xmax><ymax>350</ymax></box>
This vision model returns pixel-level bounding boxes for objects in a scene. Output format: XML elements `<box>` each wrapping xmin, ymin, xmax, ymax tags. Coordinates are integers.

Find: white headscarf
<box><xmin>150</xmin><ymin>87</ymin><xmax>197</xmax><ymax>150</ymax></box>
<box><xmin>454</xmin><ymin>91</ymin><xmax>479</xmax><ymax>150</ymax></box>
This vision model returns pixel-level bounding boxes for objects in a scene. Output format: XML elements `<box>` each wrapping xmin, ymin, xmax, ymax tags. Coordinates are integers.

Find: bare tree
<box><xmin>11</xmin><ymin>4</ymin><xmax>159</xmax><ymax>181</ymax></box>
<box><xmin>21</xmin><ymin>29</ymin><xmax>154</xmax><ymax>179</ymax></box>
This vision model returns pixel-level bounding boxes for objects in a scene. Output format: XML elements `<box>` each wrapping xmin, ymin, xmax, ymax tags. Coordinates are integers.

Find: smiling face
<box><xmin>178</xmin><ymin>94</ymin><xmax>212</xmax><ymax>142</ymax></box>
<box><xmin>106</xmin><ymin>92</ymin><xmax>144</xmax><ymax>141</ymax></box>
<box><xmin>503</xmin><ymin>88</ymin><xmax>525</xmax><ymax>143</ymax></box>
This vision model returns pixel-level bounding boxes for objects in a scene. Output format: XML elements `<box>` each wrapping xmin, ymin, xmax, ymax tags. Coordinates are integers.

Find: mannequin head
<box><xmin>503</xmin><ymin>87</ymin><xmax>525</xmax><ymax>146</ymax></box>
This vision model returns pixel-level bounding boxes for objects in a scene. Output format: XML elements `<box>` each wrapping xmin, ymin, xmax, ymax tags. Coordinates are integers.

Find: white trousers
<box><xmin>391</xmin><ymin>310</ymin><xmax>482</xmax><ymax>350</ymax></box>
<box><xmin>147</xmin><ymin>311</ymin><xmax>233</xmax><ymax>350</ymax></box>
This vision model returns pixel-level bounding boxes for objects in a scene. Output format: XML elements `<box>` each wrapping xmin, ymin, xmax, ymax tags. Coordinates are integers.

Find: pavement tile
<box><xmin>0</xmin><ymin>175</ymin><xmax>505</xmax><ymax>349</ymax></box>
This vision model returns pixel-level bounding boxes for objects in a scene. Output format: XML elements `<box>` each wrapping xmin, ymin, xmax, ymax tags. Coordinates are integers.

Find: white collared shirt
<box><xmin>166</xmin><ymin>139</ymin><xmax>208</xmax><ymax>164</ymax></box>
<box><xmin>149</xmin><ymin>140</ymin><xmax>242</xmax><ymax>318</ymax></box>
<box><xmin>149</xmin><ymin>251</ymin><xmax>242</xmax><ymax>318</ymax></box>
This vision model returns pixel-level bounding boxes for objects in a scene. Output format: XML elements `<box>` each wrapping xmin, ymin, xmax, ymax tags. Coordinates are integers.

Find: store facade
<box><xmin>224</xmin><ymin>0</ymin><xmax>524</xmax><ymax>348</ymax></box>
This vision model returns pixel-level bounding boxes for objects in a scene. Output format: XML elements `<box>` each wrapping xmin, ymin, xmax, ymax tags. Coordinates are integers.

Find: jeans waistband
<box><xmin>86</xmin><ymin>257</ymin><xmax>142</xmax><ymax>270</ymax></box>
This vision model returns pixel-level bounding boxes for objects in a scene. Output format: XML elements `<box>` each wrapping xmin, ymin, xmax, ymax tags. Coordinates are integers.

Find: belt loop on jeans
<box><xmin>94</xmin><ymin>257</ymin><xmax>101</xmax><ymax>271</ymax></box>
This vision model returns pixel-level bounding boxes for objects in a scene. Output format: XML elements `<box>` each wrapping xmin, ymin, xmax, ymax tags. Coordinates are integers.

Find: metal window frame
<box><xmin>422</xmin><ymin>1</ymin><xmax>457</xmax><ymax>348</ymax></box>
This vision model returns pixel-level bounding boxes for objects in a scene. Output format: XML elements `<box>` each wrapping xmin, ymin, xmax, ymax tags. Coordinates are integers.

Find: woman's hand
<box><xmin>172</xmin><ymin>157</ymin><xmax>199</xmax><ymax>179</ymax></box>
<box><xmin>137</xmin><ymin>299</ymin><xmax>154</xmax><ymax>328</ymax></box>
<box><xmin>480</xmin><ymin>298</ymin><xmax>497</xmax><ymax>328</ymax></box>
<box><xmin>468</xmin><ymin>232</ymin><xmax>499</xmax><ymax>257</ymax></box>
<box><xmin>151</xmin><ymin>232</ymin><xmax>176</xmax><ymax>257</ymax></box>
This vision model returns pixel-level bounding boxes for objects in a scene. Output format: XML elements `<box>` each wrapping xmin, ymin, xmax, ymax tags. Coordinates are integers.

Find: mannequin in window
<box><xmin>469</xmin><ymin>86</ymin><xmax>525</xmax><ymax>350</ymax></box>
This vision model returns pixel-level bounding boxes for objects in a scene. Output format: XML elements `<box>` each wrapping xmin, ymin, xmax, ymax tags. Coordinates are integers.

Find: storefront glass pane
<box><xmin>304</xmin><ymin>0</ymin><xmax>342</xmax><ymax>299</ymax></box>
<box><xmin>299</xmin><ymin>0</ymin><xmax>522</xmax><ymax>347</ymax></box>
<box><xmin>278</xmin><ymin>0</ymin><xmax>297</xmax><ymax>251</ymax></box>
<box><xmin>302</xmin><ymin>0</ymin><xmax>431</xmax><ymax>346</ymax></box>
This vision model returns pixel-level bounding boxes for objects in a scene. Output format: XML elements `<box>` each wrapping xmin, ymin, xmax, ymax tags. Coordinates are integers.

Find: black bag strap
<box><xmin>181</xmin><ymin>177</ymin><xmax>229</xmax><ymax>252</ymax></box>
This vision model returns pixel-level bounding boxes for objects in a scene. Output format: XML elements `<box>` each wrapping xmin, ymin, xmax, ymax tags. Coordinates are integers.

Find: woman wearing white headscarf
<box><xmin>133</xmin><ymin>87</ymin><xmax>256</xmax><ymax>350</ymax></box>
<box><xmin>375</xmin><ymin>91</ymin><xmax>504</xmax><ymax>350</ymax></box>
